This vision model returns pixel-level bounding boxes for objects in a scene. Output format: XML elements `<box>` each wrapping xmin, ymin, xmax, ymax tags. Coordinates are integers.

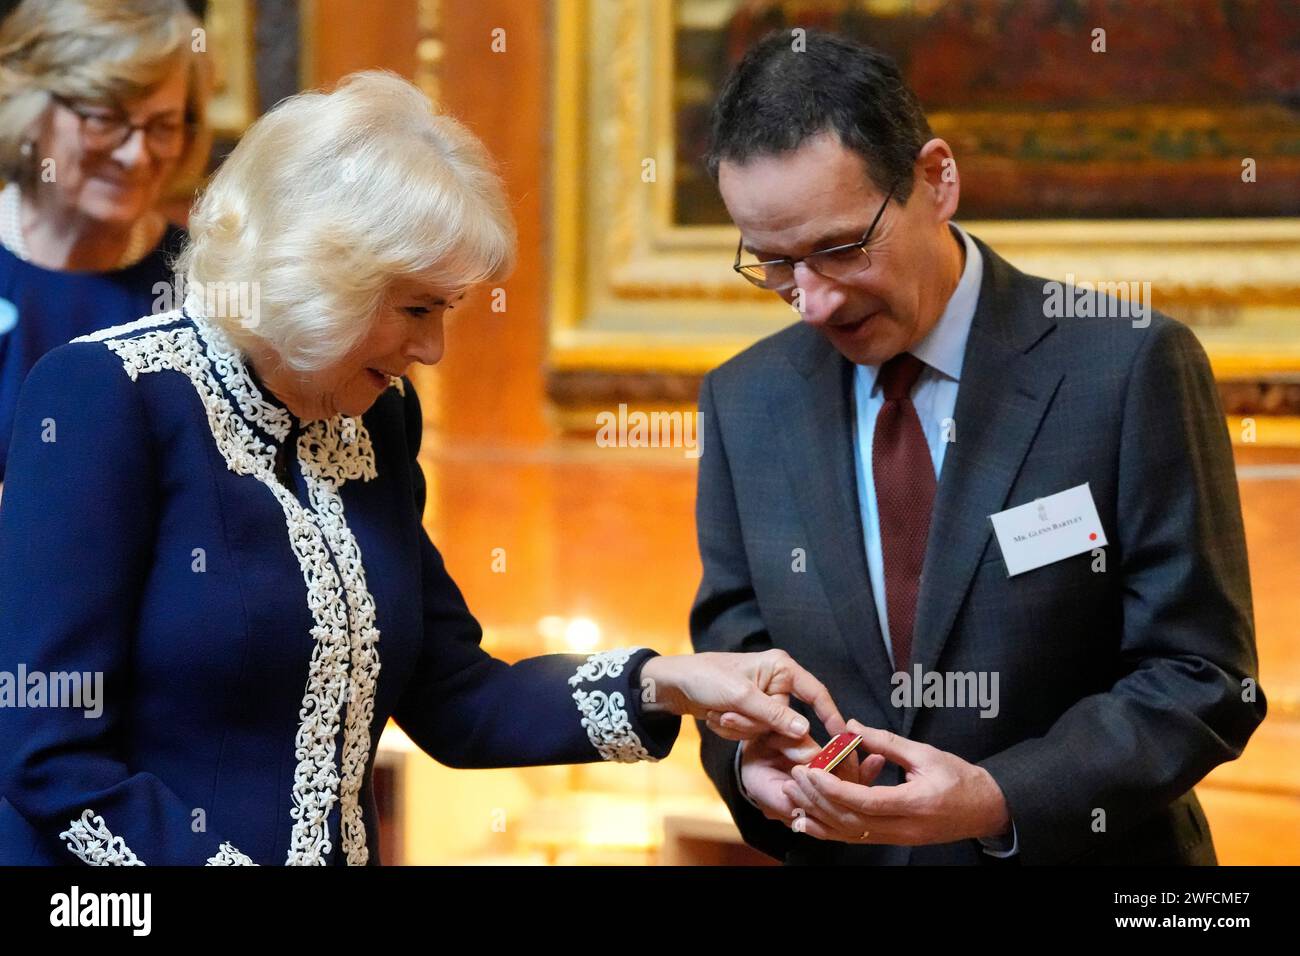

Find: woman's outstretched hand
<box><xmin>638</xmin><ymin>649</ymin><xmax>844</xmax><ymax>741</ymax></box>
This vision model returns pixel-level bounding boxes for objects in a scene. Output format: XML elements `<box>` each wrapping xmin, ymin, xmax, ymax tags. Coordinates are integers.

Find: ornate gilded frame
<box><xmin>550</xmin><ymin>0</ymin><xmax>1300</xmax><ymax>387</ymax></box>
<box><xmin>204</xmin><ymin>0</ymin><xmax>257</xmax><ymax>138</ymax></box>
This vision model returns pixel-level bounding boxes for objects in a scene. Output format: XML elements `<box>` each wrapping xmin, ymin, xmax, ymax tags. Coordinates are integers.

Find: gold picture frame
<box><xmin>550</xmin><ymin>0</ymin><xmax>1300</xmax><ymax>383</ymax></box>
<box><xmin>204</xmin><ymin>0</ymin><xmax>257</xmax><ymax>139</ymax></box>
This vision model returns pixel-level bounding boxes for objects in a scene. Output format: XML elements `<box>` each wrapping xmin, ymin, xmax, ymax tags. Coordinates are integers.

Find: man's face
<box><xmin>718</xmin><ymin>131</ymin><xmax>954</xmax><ymax>367</ymax></box>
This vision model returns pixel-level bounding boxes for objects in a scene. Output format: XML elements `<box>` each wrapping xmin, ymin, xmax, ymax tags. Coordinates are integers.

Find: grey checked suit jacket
<box><xmin>690</xmin><ymin>233</ymin><xmax>1266</xmax><ymax>865</ymax></box>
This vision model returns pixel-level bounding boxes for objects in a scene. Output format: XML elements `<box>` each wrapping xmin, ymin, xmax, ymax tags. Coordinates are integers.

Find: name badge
<box><xmin>989</xmin><ymin>482</ymin><xmax>1107</xmax><ymax>576</ymax></box>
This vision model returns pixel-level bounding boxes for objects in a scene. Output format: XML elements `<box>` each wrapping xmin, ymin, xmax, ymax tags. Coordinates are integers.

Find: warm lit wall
<box><xmin>304</xmin><ymin>0</ymin><xmax>550</xmax><ymax>446</ymax></box>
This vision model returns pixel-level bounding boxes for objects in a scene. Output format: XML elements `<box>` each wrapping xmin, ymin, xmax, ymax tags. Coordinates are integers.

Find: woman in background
<box><xmin>0</xmin><ymin>0</ymin><xmax>211</xmax><ymax>486</ymax></box>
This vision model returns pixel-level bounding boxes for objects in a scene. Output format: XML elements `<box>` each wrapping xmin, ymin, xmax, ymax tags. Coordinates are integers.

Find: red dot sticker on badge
<box><xmin>1089</xmin><ymin>533</ymin><xmax>1097</xmax><ymax>540</ymax></box>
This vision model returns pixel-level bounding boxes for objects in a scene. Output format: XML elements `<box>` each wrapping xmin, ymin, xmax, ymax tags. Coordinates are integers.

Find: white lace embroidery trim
<box><xmin>59</xmin><ymin>809</ymin><xmax>145</xmax><ymax>866</ymax></box>
<box><xmin>203</xmin><ymin>322</ymin><xmax>292</xmax><ymax>442</ymax></box>
<box><xmin>567</xmin><ymin>649</ymin><xmax>655</xmax><ymax>764</ymax></box>
<box><xmin>84</xmin><ymin>309</ymin><xmax>382</xmax><ymax>866</ymax></box>
<box><xmin>206</xmin><ymin>842</ymin><xmax>258</xmax><ymax>866</ymax></box>
<box><xmin>59</xmin><ymin>809</ymin><xmax>258</xmax><ymax>866</ymax></box>
<box><xmin>71</xmin><ymin>310</ymin><xmax>189</xmax><ymax>345</ymax></box>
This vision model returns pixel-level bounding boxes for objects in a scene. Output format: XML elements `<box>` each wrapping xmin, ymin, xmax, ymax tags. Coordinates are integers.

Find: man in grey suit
<box><xmin>690</xmin><ymin>30</ymin><xmax>1266</xmax><ymax>865</ymax></box>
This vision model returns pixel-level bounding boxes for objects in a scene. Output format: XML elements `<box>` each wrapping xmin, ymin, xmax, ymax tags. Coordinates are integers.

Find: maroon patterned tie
<box><xmin>872</xmin><ymin>352</ymin><xmax>936</xmax><ymax>674</ymax></box>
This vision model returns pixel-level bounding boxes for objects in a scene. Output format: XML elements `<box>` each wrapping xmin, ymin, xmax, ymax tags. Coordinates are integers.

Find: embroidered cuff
<box><xmin>568</xmin><ymin>648</ymin><xmax>679</xmax><ymax>762</ymax></box>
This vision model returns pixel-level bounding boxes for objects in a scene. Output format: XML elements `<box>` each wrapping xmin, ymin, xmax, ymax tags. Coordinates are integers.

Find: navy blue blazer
<box><xmin>0</xmin><ymin>309</ymin><xmax>680</xmax><ymax>865</ymax></box>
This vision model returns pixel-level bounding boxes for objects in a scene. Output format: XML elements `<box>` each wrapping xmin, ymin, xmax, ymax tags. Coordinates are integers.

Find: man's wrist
<box><xmin>976</xmin><ymin>766</ymin><xmax>1017</xmax><ymax>855</ymax></box>
<box><xmin>979</xmin><ymin>767</ymin><xmax>1012</xmax><ymax>838</ymax></box>
<box><xmin>985</xmin><ymin>818</ymin><xmax>1012</xmax><ymax>841</ymax></box>
<box><xmin>734</xmin><ymin>739</ymin><xmax>764</xmax><ymax>810</ymax></box>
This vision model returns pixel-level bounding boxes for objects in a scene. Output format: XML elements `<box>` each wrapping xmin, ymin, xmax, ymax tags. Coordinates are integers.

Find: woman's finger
<box><xmin>724</xmin><ymin>678</ymin><xmax>810</xmax><ymax>739</ymax></box>
<box><xmin>764</xmin><ymin>652</ymin><xmax>843</xmax><ymax>735</ymax></box>
<box><xmin>704</xmin><ymin>714</ymin><xmax>747</xmax><ymax>741</ymax></box>
<box><xmin>714</xmin><ymin>711</ymin><xmax>768</xmax><ymax>738</ymax></box>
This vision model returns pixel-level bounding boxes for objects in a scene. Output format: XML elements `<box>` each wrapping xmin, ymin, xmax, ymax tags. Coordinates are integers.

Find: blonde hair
<box><xmin>0</xmin><ymin>0</ymin><xmax>212</xmax><ymax>188</ymax></box>
<box><xmin>176</xmin><ymin>70</ymin><xmax>517</xmax><ymax>373</ymax></box>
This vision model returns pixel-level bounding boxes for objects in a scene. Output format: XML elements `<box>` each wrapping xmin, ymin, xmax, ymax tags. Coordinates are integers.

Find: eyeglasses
<box><xmin>52</xmin><ymin>94</ymin><xmax>191</xmax><ymax>160</ymax></box>
<box><xmin>733</xmin><ymin>184</ymin><xmax>896</xmax><ymax>291</ymax></box>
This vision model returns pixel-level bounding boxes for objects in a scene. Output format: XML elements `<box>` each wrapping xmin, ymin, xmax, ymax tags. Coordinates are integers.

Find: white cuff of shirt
<box><xmin>978</xmin><ymin>820</ymin><xmax>1019</xmax><ymax>857</ymax></box>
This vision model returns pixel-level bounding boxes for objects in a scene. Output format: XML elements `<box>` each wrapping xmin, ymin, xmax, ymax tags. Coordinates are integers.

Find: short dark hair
<box><xmin>705</xmin><ymin>30</ymin><xmax>933</xmax><ymax>202</ymax></box>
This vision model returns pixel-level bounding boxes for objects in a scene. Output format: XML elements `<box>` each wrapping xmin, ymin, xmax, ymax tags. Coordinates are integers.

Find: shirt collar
<box><xmin>911</xmin><ymin>221</ymin><xmax>981</xmax><ymax>382</ymax></box>
<box><xmin>858</xmin><ymin>220</ymin><xmax>982</xmax><ymax>392</ymax></box>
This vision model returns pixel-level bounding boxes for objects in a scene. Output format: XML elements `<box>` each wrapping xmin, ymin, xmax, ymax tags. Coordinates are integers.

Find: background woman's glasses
<box><xmin>53</xmin><ymin>95</ymin><xmax>190</xmax><ymax>160</ymax></box>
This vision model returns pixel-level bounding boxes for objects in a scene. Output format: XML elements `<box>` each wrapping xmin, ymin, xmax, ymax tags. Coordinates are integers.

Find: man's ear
<box><xmin>913</xmin><ymin>137</ymin><xmax>960</xmax><ymax>223</ymax></box>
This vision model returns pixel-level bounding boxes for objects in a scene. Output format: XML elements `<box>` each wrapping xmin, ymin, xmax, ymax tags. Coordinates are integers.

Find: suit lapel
<box><xmin>770</xmin><ymin>328</ymin><xmax>902</xmax><ymax>729</ymax></box>
<box><xmin>901</xmin><ymin>238</ymin><xmax>1062</xmax><ymax>738</ymax></box>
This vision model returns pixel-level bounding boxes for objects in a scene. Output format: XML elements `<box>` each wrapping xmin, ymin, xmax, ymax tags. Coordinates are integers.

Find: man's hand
<box><xmin>783</xmin><ymin>720</ymin><xmax>1012</xmax><ymax>845</ymax></box>
<box><xmin>740</xmin><ymin>728</ymin><xmax>867</xmax><ymax>825</ymax></box>
<box><xmin>640</xmin><ymin>648</ymin><xmax>843</xmax><ymax>741</ymax></box>
<box><xmin>739</xmin><ymin>731</ymin><xmax>825</xmax><ymax>823</ymax></box>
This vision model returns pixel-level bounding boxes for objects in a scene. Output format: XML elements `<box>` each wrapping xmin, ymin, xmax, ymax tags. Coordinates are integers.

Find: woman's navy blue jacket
<box><xmin>0</xmin><ymin>309</ymin><xmax>679</xmax><ymax>865</ymax></box>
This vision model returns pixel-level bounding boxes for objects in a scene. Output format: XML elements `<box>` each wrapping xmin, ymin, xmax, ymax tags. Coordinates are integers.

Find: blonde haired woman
<box><xmin>0</xmin><ymin>0</ymin><xmax>210</xmax><ymax>483</ymax></box>
<box><xmin>0</xmin><ymin>71</ymin><xmax>839</xmax><ymax>865</ymax></box>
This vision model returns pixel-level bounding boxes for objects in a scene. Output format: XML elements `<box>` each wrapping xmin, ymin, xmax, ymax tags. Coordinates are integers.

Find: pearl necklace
<box><xmin>0</xmin><ymin>182</ymin><xmax>153</xmax><ymax>269</ymax></box>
